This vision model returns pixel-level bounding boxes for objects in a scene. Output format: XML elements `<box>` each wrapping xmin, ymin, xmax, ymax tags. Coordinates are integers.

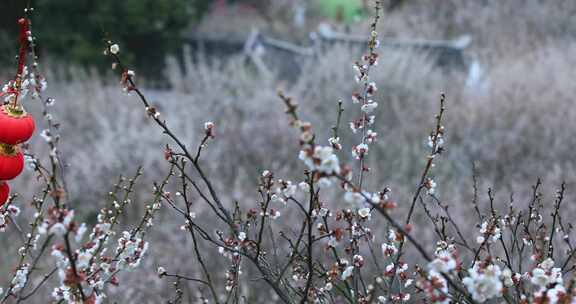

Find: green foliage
<box><xmin>317</xmin><ymin>0</ymin><xmax>365</xmax><ymax>24</ymax></box>
<box><xmin>1</xmin><ymin>0</ymin><xmax>211</xmax><ymax>76</ymax></box>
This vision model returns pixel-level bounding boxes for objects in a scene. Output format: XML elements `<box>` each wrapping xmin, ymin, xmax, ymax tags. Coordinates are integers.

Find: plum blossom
<box><xmin>367</xmin><ymin>82</ymin><xmax>378</xmax><ymax>97</ymax></box>
<box><xmin>366</xmin><ymin>129</ymin><xmax>378</xmax><ymax>143</ymax></box>
<box><xmin>352</xmin><ymin>143</ymin><xmax>369</xmax><ymax>160</ymax></box>
<box><xmin>10</xmin><ymin>265</ymin><xmax>29</xmax><ymax>293</ymax></box>
<box><xmin>358</xmin><ymin>207</ymin><xmax>371</xmax><ymax>219</ymax></box>
<box><xmin>204</xmin><ymin>121</ymin><xmax>215</xmax><ymax>137</ymax></box>
<box><xmin>328</xmin><ymin>137</ymin><xmax>342</xmax><ymax>150</ymax></box>
<box><xmin>299</xmin><ymin>146</ymin><xmax>340</xmax><ymax>175</ymax></box>
<box><xmin>109</xmin><ymin>44</ymin><xmax>120</xmax><ymax>54</ymax></box>
<box><xmin>424</xmin><ymin>178</ymin><xmax>437</xmax><ymax>195</ymax></box>
<box><xmin>341</xmin><ymin>266</ymin><xmax>354</xmax><ymax>281</ymax></box>
<box><xmin>476</xmin><ymin>221</ymin><xmax>501</xmax><ymax>244</ymax></box>
<box><xmin>298</xmin><ymin>181</ymin><xmax>310</xmax><ymax>192</ymax></box>
<box><xmin>361</xmin><ymin>101</ymin><xmax>378</xmax><ymax>114</ymax></box>
<box><xmin>344</xmin><ymin>191</ymin><xmax>365</xmax><ymax>205</ymax></box>
<box><xmin>116</xmin><ymin>231</ymin><xmax>149</xmax><ymax>269</ymax></box>
<box><xmin>545</xmin><ymin>284</ymin><xmax>567</xmax><ymax>303</ymax></box>
<box><xmin>530</xmin><ymin>258</ymin><xmax>562</xmax><ymax>290</ymax></box>
<box><xmin>419</xmin><ymin>270</ymin><xmax>450</xmax><ymax>304</ymax></box>
<box><xmin>462</xmin><ymin>263</ymin><xmax>503</xmax><ymax>302</ymax></box>
<box><xmin>381</xmin><ymin>243</ymin><xmax>398</xmax><ymax>257</ymax></box>
<box><xmin>429</xmin><ymin>249</ymin><xmax>457</xmax><ymax>274</ymax></box>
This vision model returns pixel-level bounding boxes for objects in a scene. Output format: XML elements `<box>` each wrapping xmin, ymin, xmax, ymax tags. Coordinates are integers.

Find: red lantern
<box><xmin>0</xmin><ymin>104</ymin><xmax>35</xmax><ymax>145</ymax></box>
<box><xmin>0</xmin><ymin>144</ymin><xmax>24</xmax><ymax>180</ymax></box>
<box><xmin>0</xmin><ymin>182</ymin><xmax>9</xmax><ymax>206</ymax></box>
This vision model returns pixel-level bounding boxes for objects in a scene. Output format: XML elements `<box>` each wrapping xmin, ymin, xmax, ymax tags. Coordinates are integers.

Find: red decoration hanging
<box><xmin>0</xmin><ymin>17</ymin><xmax>37</xmax><ymax>210</ymax></box>
<box><xmin>0</xmin><ymin>104</ymin><xmax>35</xmax><ymax>145</ymax></box>
<box><xmin>0</xmin><ymin>144</ymin><xmax>24</xmax><ymax>180</ymax></box>
<box><xmin>11</xmin><ymin>18</ymin><xmax>30</xmax><ymax>108</ymax></box>
<box><xmin>0</xmin><ymin>182</ymin><xmax>9</xmax><ymax>206</ymax></box>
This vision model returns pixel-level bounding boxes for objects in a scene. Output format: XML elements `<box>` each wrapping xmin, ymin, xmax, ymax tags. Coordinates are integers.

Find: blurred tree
<box><xmin>317</xmin><ymin>0</ymin><xmax>364</xmax><ymax>24</ymax></box>
<box><xmin>0</xmin><ymin>0</ymin><xmax>211</xmax><ymax>76</ymax></box>
<box><xmin>0</xmin><ymin>0</ymin><xmax>25</xmax><ymax>67</ymax></box>
<box><xmin>386</xmin><ymin>0</ymin><xmax>409</xmax><ymax>10</ymax></box>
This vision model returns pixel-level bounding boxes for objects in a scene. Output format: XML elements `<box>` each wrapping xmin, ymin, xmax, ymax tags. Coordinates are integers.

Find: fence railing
<box><xmin>185</xmin><ymin>24</ymin><xmax>472</xmax><ymax>78</ymax></box>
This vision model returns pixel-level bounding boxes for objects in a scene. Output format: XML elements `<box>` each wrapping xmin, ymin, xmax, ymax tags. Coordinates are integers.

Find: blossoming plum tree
<box><xmin>1</xmin><ymin>2</ymin><xmax>576</xmax><ymax>304</ymax></box>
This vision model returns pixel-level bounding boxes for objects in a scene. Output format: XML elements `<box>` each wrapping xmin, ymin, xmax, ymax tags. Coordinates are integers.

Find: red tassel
<box><xmin>0</xmin><ymin>182</ymin><xmax>9</xmax><ymax>206</ymax></box>
<box><xmin>0</xmin><ymin>105</ymin><xmax>35</xmax><ymax>145</ymax></box>
<box><xmin>12</xmin><ymin>18</ymin><xmax>30</xmax><ymax>107</ymax></box>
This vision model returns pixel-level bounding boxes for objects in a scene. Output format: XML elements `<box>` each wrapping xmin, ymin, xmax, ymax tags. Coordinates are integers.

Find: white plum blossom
<box><xmin>476</xmin><ymin>236</ymin><xmax>485</xmax><ymax>244</ymax></box>
<box><xmin>361</xmin><ymin>101</ymin><xmax>378</xmax><ymax>114</ymax></box>
<box><xmin>52</xmin><ymin>286</ymin><xmax>72</xmax><ymax>302</ymax></box>
<box><xmin>0</xmin><ymin>208</ymin><xmax>17</xmax><ymax>232</ymax></box>
<box><xmin>24</xmin><ymin>154</ymin><xmax>37</xmax><ymax>171</ymax></box>
<box><xmin>358</xmin><ymin>207</ymin><xmax>371</xmax><ymax>219</ymax></box>
<box><xmin>49</xmin><ymin>223</ymin><xmax>67</xmax><ymax>236</ymax></box>
<box><xmin>546</xmin><ymin>284</ymin><xmax>567</xmax><ymax>303</ymax></box>
<box><xmin>353</xmin><ymin>254</ymin><xmax>365</xmax><ymax>268</ymax></box>
<box><xmin>75</xmin><ymin>223</ymin><xmax>87</xmax><ymax>243</ymax></box>
<box><xmin>341</xmin><ymin>266</ymin><xmax>354</xmax><ymax>281</ymax></box>
<box><xmin>204</xmin><ymin>121</ymin><xmax>215</xmax><ymax>137</ymax></box>
<box><xmin>530</xmin><ymin>258</ymin><xmax>562</xmax><ymax>290</ymax></box>
<box><xmin>429</xmin><ymin>249</ymin><xmax>457</xmax><ymax>274</ymax></box>
<box><xmin>352</xmin><ymin>92</ymin><xmax>362</xmax><ymax>104</ymax></box>
<box><xmin>116</xmin><ymin>231</ymin><xmax>149</xmax><ymax>269</ymax></box>
<box><xmin>40</xmin><ymin>129</ymin><xmax>52</xmax><ymax>143</ymax></box>
<box><xmin>11</xmin><ymin>265</ymin><xmax>29</xmax><ymax>293</ymax></box>
<box><xmin>270</xmin><ymin>194</ymin><xmax>285</xmax><ymax>205</ymax></box>
<box><xmin>366</xmin><ymin>129</ymin><xmax>378</xmax><ymax>143</ymax></box>
<box><xmin>157</xmin><ymin>266</ymin><xmax>167</xmax><ymax>276</ymax></box>
<box><xmin>424</xmin><ymin>270</ymin><xmax>450</xmax><ymax>304</ymax></box>
<box><xmin>462</xmin><ymin>264</ymin><xmax>503</xmax><ymax>302</ymax></box>
<box><xmin>385</xmin><ymin>263</ymin><xmax>395</xmax><ymax>274</ymax></box>
<box><xmin>51</xmin><ymin>248</ymin><xmax>69</xmax><ymax>270</ymax></box>
<box><xmin>76</xmin><ymin>250</ymin><xmax>93</xmax><ymax>270</ymax></box>
<box><xmin>238</xmin><ymin>231</ymin><xmax>247</xmax><ymax>242</ymax></box>
<box><xmin>381</xmin><ymin>243</ymin><xmax>398</xmax><ymax>257</ymax></box>
<box><xmin>298</xmin><ymin>181</ymin><xmax>310</xmax><ymax>192</ymax></box>
<box><xmin>352</xmin><ymin>143</ymin><xmax>369</xmax><ymax>160</ymax></box>
<box><xmin>269</xmin><ymin>209</ymin><xmax>281</xmax><ymax>219</ymax></box>
<box><xmin>261</xmin><ymin>170</ymin><xmax>271</xmax><ymax>178</ymax></box>
<box><xmin>109</xmin><ymin>44</ymin><xmax>120</xmax><ymax>54</ymax></box>
<box><xmin>327</xmin><ymin>236</ymin><xmax>338</xmax><ymax>248</ymax></box>
<box><xmin>344</xmin><ymin>191</ymin><xmax>365</xmax><ymax>205</ymax></box>
<box><xmin>328</xmin><ymin>137</ymin><xmax>342</xmax><ymax>150</ymax></box>
<box><xmin>477</xmin><ymin>221</ymin><xmax>501</xmax><ymax>244</ymax></box>
<box><xmin>396</xmin><ymin>262</ymin><xmax>408</xmax><ymax>274</ymax></box>
<box><xmin>0</xmin><ymin>214</ymin><xmax>7</xmax><ymax>232</ymax></box>
<box><xmin>425</xmin><ymin>178</ymin><xmax>437</xmax><ymax>195</ymax></box>
<box><xmin>317</xmin><ymin>177</ymin><xmax>334</xmax><ymax>188</ymax></box>
<box><xmin>367</xmin><ymin>82</ymin><xmax>378</xmax><ymax>97</ymax></box>
<box><xmin>388</xmin><ymin>229</ymin><xmax>400</xmax><ymax>242</ymax></box>
<box><xmin>204</xmin><ymin>121</ymin><xmax>214</xmax><ymax>131</ymax></box>
<box><xmin>299</xmin><ymin>146</ymin><xmax>340</xmax><ymax>175</ymax></box>
<box><xmin>282</xmin><ymin>184</ymin><xmax>297</xmax><ymax>198</ymax></box>
<box><xmin>317</xmin><ymin>208</ymin><xmax>329</xmax><ymax>218</ymax></box>
<box><xmin>501</xmin><ymin>268</ymin><xmax>514</xmax><ymax>287</ymax></box>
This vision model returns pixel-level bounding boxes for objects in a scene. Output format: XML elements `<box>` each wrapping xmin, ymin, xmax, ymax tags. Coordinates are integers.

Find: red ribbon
<box><xmin>13</xmin><ymin>18</ymin><xmax>30</xmax><ymax>106</ymax></box>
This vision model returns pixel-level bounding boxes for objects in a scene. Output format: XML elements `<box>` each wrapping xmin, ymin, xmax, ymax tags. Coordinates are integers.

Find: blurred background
<box><xmin>2</xmin><ymin>0</ymin><xmax>576</xmax><ymax>302</ymax></box>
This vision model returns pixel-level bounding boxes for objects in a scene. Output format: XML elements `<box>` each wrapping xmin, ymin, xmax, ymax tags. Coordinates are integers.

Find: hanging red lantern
<box><xmin>0</xmin><ymin>182</ymin><xmax>9</xmax><ymax>206</ymax></box>
<box><xmin>0</xmin><ymin>143</ymin><xmax>24</xmax><ymax>180</ymax></box>
<box><xmin>0</xmin><ymin>104</ymin><xmax>35</xmax><ymax>145</ymax></box>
